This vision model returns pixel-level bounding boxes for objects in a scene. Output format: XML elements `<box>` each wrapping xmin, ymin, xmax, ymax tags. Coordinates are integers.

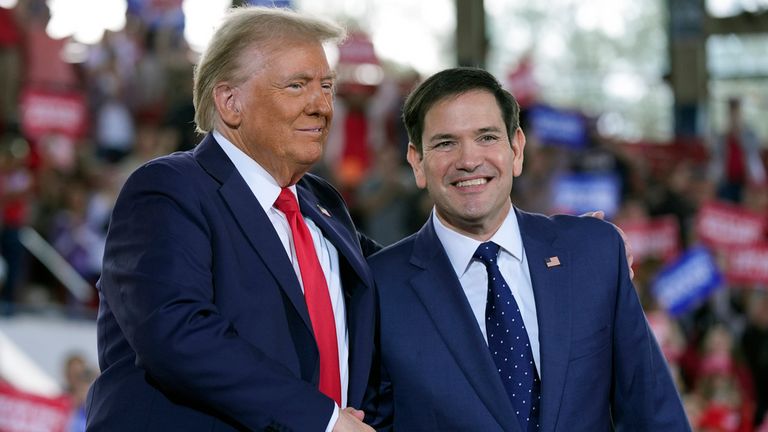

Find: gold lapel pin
<box><xmin>545</xmin><ymin>256</ymin><xmax>561</xmax><ymax>268</ymax></box>
<box><xmin>317</xmin><ymin>204</ymin><xmax>332</xmax><ymax>217</ymax></box>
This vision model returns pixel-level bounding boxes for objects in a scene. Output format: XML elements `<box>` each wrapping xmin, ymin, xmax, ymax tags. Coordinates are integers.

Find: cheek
<box><xmin>422</xmin><ymin>158</ymin><xmax>449</xmax><ymax>188</ymax></box>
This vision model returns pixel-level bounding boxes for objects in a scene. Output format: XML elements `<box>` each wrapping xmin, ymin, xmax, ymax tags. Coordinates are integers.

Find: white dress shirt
<box><xmin>432</xmin><ymin>208</ymin><xmax>541</xmax><ymax>374</ymax></box>
<box><xmin>214</xmin><ymin>131</ymin><xmax>347</xmax><ymax>429</ymax></box>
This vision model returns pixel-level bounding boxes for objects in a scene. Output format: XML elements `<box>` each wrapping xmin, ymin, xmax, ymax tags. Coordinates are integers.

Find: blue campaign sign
<box><xmin>651</xmin><ymin>247</ymin><xmax>723</xmax><ymax>317</ymax></box>
<box><xmin>247</xmin><ymin>0</ymin><xmax>293</xmax><ymax>7</ymax></box>
<box><xmin>552</xmin><ymin>173</ymin><xmax>621</xmax><ymax>219</ymax></box>
<box><xmin>528</xmin><ymin>104</ymin><xmax>588</xmax><ymax>149</ymax></box>
<box><xmin>127</xmin><ymin>0</ymin><xmax>185</xmax><ymax>30</ymax></box>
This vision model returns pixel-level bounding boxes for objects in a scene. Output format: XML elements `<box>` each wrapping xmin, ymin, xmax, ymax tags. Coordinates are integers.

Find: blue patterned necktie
<box><xmin>474</xmin><ymin>241</ymin><xmax>540</xmax><ymax>431</ymax></box>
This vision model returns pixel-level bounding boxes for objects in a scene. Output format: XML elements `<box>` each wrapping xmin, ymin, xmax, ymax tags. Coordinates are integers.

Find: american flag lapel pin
<box><xmin>317</xmin><ymin>204</ymin><xmax>332</xmax><ymax>217</ymax></box>
<box><xmin>545</xmin><ymin>256</ymin><xmax>561</xmax><ymax>268</ymax></box>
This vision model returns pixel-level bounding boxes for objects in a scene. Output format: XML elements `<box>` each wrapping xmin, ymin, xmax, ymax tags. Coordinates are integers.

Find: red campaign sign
<box><xmin>619</xmin><ymin>138</ymin><xmax>708</xmax><ymax>178</ymax></box>
<box><xmin>337</xmin><ymin>31</ymin><xmax>379</xmax><ymax>65</ymax></box>
<box><xmin>725</xmin><ymin>244</ymin><xmax>768</xmax><ymax>286</ymax></box>
<box><xmin>619</xmin><ymin>216</ymin><xmax>681</xmax><ymax>264</ymax></box>
<box><xmin>506</xmin><ymin>55</ymin><xmax>537</xmax><ymax>108</ymax></box>
<box><xmin>20</xmin><ymin>88</ymin><xmax>88</xmax><ymax>141</ymax></box>
<box><xmin>695</xmin><ymin>201</ymin><xmax>766</xmax><ymax>250</ymax></box>
<box><xmin>0</xmin><ymin>381</ymin><xmax>72</xmax><ymax>432</ymax></box>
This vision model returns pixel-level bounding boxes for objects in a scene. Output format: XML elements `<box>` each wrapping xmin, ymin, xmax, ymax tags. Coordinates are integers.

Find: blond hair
<box><xmin>193</xmin><ymin>7</ymin><xmax>346</xmax><ymax>133</ymax></box>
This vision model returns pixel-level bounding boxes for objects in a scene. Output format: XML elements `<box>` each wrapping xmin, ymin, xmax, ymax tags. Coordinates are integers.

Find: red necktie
<box><xmin>274</xmin><ymin>188</ymin><xmax>342</xmax><ymax>406</ymax></box>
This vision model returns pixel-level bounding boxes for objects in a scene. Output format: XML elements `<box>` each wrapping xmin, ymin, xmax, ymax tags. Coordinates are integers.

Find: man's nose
<box><xmin>455</xmin><ymin>142</ymin><xmax>483</xmax><ymax>171</ymax></box>
<box><xmin>305</xmin><ymin>85</ymin><xmax>333</xmax><ymax>116</ymax></box>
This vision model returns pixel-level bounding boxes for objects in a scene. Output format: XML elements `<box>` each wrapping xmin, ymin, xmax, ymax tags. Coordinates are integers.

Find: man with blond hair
<box><xmin>86</xmin><ymin>7</ymin><xmax>376</xmax><ymax>431</ymax></box>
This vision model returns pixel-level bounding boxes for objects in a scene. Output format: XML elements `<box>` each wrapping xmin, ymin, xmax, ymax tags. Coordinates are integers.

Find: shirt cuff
<box><xmin>325</xmin><ymin>403</ymin><xmax>340</xmax><ymax>432</ymax></box>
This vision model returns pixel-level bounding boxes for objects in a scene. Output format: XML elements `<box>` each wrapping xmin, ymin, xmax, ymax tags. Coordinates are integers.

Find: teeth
<box><xmin>455</xmin><ymin>178</ymin><xmax>487</xmax><ymax>187</ymax></box>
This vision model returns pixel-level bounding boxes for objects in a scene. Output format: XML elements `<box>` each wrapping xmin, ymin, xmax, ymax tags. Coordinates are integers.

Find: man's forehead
<box><xmin>424</xmin><ymin>94</ymin><xmax>505</xmax><ymax>130</ymax></box>
<box><xmin>240</xmin><ymin>42</ymin><xmax>332</xmax><ymax>81</ymax></box>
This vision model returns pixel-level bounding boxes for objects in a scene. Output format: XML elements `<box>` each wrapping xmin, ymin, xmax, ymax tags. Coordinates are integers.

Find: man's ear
<box><xmin>511</xmin><ymin>127</ymin><xmax>526</xmax><ymax>177</ymax></box>
<box><xmin>406</xmin><ymin>143</ymin><xmax>427</xmax><ymax>189</ymax></box>
<box><xmin>213</xmin><ymin>83</ymin><xmax>241</xmax><ymax>128</ymax></box>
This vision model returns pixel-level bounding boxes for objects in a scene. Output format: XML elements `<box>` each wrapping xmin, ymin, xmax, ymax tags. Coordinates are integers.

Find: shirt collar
<box><xmin>432</xmin><ymin>206</ymin><xmax>523</xmax><ymax>277</ymax></box>
<box><xmin>213</xmin><ymin>130</ymin><xmax>297</xmax><ymax>212</ymax></box>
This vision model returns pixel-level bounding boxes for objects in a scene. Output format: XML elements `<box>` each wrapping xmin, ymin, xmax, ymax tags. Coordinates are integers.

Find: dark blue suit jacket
<box><xmin>86</xmin><ymin>134</ymin><xmax>377</xmax><ymax>431</ymax></box>
<box><xmin>364</xmin><ymin>209</ymin><xmax>690</xmax><ymax>431</ymax></box>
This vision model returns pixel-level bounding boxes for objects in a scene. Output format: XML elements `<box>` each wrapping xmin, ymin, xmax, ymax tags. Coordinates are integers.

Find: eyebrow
<box><xmin>285</xmin><ymin>71</ymin><xmax>337</xmax><ymax>81</ymax></box>
<box><xmin>276</xmin><ymin>71</ymin><xmax>336</xmax><ymax>86</ymax></box>
<box><xmin>476</xmin><ymin>126</ymin><xmax>504</xmax><ymax>134</ymax></box>
<box><xmin>427</xmin><ymin>126</ymin><xmax>503</xmax><ymax>143</ymax></box>
<box><xmin>428</xmin><ymin>133</ymin><xmax>456</xmax><ymax>143</ymax></box>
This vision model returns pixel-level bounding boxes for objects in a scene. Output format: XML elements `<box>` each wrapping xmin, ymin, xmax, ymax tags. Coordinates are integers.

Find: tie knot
<box><xmin>274</xmin><ymin>188</ymin><xmax>299</xmax><ymax>214</ymax></box>
<box><xmin>474</xmin><ymin>241</ymin><xmax>500</xmax><ymax>266</ymax></box>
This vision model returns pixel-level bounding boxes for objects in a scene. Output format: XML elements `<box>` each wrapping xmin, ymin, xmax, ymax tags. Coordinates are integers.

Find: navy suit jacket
<box><xmin>364</xmin><ymin>209</ymin><xmax>690</xmax><ymax>431</ymax></box>
<box><xmin>86</xmin><ymin>134</ymin><xmax>377</xmax><ymax>431</ymax></box>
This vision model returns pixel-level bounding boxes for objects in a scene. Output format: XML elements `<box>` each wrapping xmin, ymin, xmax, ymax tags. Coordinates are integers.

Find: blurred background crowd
<box><xmin>0</xmin><ymin>0</ymin><xmax>767</xmax><ymax>431</ymax></box>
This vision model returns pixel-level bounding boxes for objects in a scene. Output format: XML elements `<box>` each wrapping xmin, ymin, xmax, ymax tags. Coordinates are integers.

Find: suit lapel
<box><xmin>409</xmin><ymin>220</ymin><xmax>520</xmax><ymax>432</ymax></box>
<box><xmin>295</xmin><ymin>185</ymin><xmax>373</xmax><ymax>288</ymax></box>
<box><xmin>194</xmin><ymin>135</ymin><xmax>313</xmax><ymax>332</ymax></box>
<box><xmin>517</xmin><ymin>209</ymin><xmax>571</xmax><ymax>431</ymax></box>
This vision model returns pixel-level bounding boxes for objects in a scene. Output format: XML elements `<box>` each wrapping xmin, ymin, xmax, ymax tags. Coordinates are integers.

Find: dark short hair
<box><xmin>402</xmin><ymin>67</ymin><xmax>520</xmax><ymax>152</ymax></box>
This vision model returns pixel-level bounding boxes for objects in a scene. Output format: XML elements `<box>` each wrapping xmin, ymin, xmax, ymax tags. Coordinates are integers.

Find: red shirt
<box><xmin>726</xmin><ymin>132</ymin><xmax>746</xmax><ymax>183</ymax></box>
<box><xmin>0</xmin><ymin>8</ymin><xmax>22</xmax><ymax>48</ymax></box>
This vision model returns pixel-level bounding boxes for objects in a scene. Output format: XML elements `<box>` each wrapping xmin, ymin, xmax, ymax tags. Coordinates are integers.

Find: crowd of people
<box><xmin>0</xmin><ymin>1</ymin><xmax>767</xmax><ymax>431</ymax></box>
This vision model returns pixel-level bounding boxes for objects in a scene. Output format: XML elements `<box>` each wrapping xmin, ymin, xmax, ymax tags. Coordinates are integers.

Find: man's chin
<box><xmin>300</xmin><ymin>155</ymin><xmax>323</xmax><ymax>169</ymax></box>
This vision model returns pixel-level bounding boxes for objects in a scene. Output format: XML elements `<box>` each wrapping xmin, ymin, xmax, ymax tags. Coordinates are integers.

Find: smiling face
<box><xmin>407</xmin><ymin>89</ymin><xmax>526</xmax><ymax>240</ymax></box>
<box><xmin>218</xmin><ymin>38</ymin><xmax>335</xmax><ymax>186</ymax></box>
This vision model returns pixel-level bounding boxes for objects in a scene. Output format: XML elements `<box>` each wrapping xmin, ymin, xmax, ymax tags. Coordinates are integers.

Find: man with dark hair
<box><xmin>364</xmin><ymin>67</ymin><xmax>690</xmax><ymax>431</ymax></box>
